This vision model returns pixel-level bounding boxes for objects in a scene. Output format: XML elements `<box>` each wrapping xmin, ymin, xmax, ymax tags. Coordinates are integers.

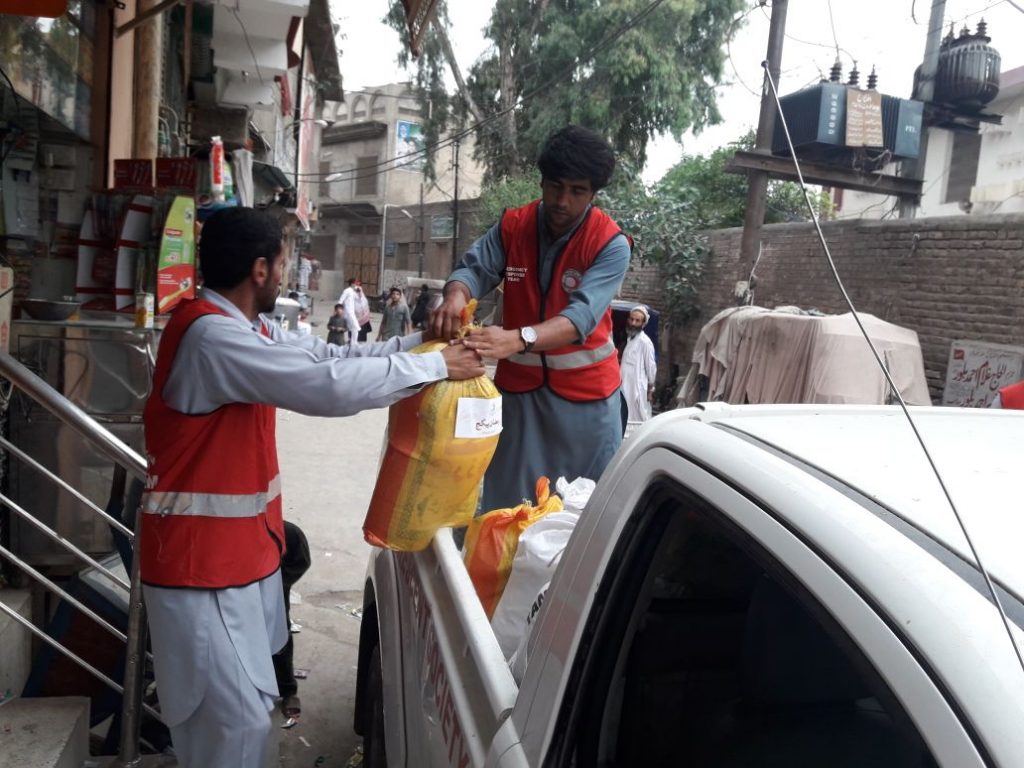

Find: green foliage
<box><xmin>387</xmin><ymin>0</ymin><xmax>746</xmax><ymax>181</ymax></box>
<box><xmin>657</xmin><ymin>131</ymin><xmax>832</xmax><ymax>229</ymax></box>
<box><xmin>476</xmin><ymin>174</ymin><xmax>540</xmax><ymax>234</ymax></box>
<box><xmin>601</xmin><ymin>161</ymin><xmax>709</xmax><ymax>327</ymax></box>
<box><xmin>383</xmin><ymin>3</ymin><xmax>464</xmax><ymax>181</ymax></box>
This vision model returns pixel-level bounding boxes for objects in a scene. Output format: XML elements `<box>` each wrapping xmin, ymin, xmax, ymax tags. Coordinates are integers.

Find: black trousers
<box><xmin>273</xmin><ymin>521</ymin><xmax>311</xmax><ymax>698</ymax></box>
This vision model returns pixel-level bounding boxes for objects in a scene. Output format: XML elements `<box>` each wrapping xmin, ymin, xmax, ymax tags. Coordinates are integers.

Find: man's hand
<box><xmin>440</xmin><ymin>343</ymin><xmax>485</xmax><ymax>380</ymax></box>
<box><xmin>462</xmin><ymin>326</ymin><xmax>524</xmax><ymax>361</ymax></box>
<box><xmin>430</xmin><ymin>282</ymin><xmax>470</xmax><ymax>341</ymax></box>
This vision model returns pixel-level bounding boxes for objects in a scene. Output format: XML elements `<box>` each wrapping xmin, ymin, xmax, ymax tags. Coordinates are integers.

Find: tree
<box><xmin>657</xmin><ymin>131</ymin><xmax>831</xmax><ymax>229</ymax></box>
<box><xmin>387</xmin><ymin>0</ymin><xmax>747</xmax><ymax>180</ymax></box>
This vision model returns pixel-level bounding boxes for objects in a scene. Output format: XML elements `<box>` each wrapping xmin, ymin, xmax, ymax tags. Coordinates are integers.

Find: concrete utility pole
<box><xmin>418</xmin><ymin>182</ymin><xmax>425</xmax><ymax>277</ymax></box>
<box><xmin>132</xmin><ymin>0</ymin><xmax>163</xmax><ymax>159</ymax></box>
<box><xmin>738</xmin><ymin>0</ymin><xmax>788</xmax><ymax>276</ymax></box>
<box><xmin>451</xmin><ymin>138</ymin><xmax>461</xmax><ymax>272</ymax></box>
<box><xmin>899</xmin><ymin>0</ymin><xmax>946</xmax><ymax>219</ymax></box>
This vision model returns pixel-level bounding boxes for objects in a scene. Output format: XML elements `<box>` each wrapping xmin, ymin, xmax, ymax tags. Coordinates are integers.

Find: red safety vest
<box><xmin>999</xmin><ymin>380</ymin><xmax>1024</xmax><ymax>409</ymax></box>
<box><xmin>495</xmin><ymin>200</ymin><xmax>625</xmax><ymax>401</ymax></box>
<box><xmin>140</xmin><ymin>299</ymin><xmax>284</xmax><ymax>589</ymax></box>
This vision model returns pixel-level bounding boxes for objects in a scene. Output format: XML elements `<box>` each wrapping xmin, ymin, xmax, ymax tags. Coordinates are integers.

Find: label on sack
<box><xmin>455</xmin><ymin>397</ymin><xmax>503</xmax><ymax>438</ymax></box>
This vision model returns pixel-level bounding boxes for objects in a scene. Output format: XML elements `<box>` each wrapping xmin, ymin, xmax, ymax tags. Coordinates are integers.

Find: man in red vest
<box><xmin>991</xmin><ymin>379</ymin><xmax>1024</xmax><ymax>409</ymax></box>
<box><xmin>433</xmin><ymin>125</ymin><xmax>631</xmax><ymax>511</ymax></box>
<box><xmin>141</xmin><ymin>207</ymin><xmax>482</xmax><ymax>767</ymax></box>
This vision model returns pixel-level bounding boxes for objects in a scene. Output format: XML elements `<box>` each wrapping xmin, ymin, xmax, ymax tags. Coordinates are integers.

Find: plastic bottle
<box><xmin>210</xmin><ymin>136</ymin><xmax>225</xmax><ymax>202</ymax></box>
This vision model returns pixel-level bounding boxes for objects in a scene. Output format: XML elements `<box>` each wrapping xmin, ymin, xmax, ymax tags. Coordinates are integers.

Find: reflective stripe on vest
<box><xmin>496</xmin><ymin>200</ymin><xmax>624</xmax><ymax>401</ymax></box>
<box><xmin>506</xmin><ymin>339</ymin><xmax>616</xmax><ymax>370</ymax></box>
<box><xmin>144</xmin><ymin>474</ymin><xmax>282</xmax><ymax>518</ymax></box>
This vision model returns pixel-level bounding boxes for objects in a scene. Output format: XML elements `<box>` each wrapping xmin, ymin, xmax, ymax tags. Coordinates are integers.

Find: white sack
<box><xmin>491</xmin><ymin>512</ymin><xmax>578</xmax><ymax>658</ymax></box>
<box><xmin>508</xmin><ymin>580</ymin><xmax>551</xmax><ymax>684</ymax></box>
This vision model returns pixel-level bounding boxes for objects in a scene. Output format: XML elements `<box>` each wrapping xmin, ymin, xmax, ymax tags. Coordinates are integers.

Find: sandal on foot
<box><xmin>282</xmin><ymin>695</ymin><xmax>301</xmax><ymax>719</ymax></box>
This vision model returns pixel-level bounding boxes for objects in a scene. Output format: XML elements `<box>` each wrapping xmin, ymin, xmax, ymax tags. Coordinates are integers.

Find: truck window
<box><xmin>553</xmin><ymin>484</ymin><xmax>936</xmax><ymax>768</ymax></box>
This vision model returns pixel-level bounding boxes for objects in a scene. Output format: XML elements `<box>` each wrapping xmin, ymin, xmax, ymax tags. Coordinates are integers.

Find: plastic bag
<box><xmin>464</xmin><ymin>477</ymin><xmax>563</xmax><ymax>618</ymax></box>
<box><xmin>554</xmin><ymin>476</ymin><xmax>596</xmax><ymax>514</ymax></box>
<box><xmin>363</xmin><ymin>301</ymin><xmax>501</xmax><ymax>551</ymax></box>
<box><xmin>490</xmin><ymin>509</ymin><xmax>579</xmax><ymax>657</ymax></box>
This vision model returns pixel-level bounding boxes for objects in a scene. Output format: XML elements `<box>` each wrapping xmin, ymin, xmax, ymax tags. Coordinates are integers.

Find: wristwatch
<box><xmin>519</xmin><ymin>326</ymin><xmax>538</xmax><ymax>353</ymax></box>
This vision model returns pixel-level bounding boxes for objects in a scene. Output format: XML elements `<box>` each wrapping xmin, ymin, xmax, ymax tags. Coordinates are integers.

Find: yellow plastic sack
<box><xmin>464</xmin><ymin>477</ymin><xmax>564</xmax><ymax>618</ymax></box>
<box><xmin>363</xmin><ymin>301</ymin><xmax>501</xmax><ymax>551</ymax></box>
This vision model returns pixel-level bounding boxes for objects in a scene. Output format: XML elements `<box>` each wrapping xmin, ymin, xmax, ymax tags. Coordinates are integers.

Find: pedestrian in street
<box><xmin>326</xmin><ymin>302</ymin><xmax>346</xmax><ymax>345</ymax></box>
<box><xmin>620</xmin><ymin>305</ymin><xmax>658</xmax><ymax>429</ymax></box>
<box><xmin>433</xmin><ymin>124</ymin><xmax>631</xmax><ymax>511</ymax></box>
<box><xmin>378</xmin><ymin>286</ymin><xmax>412</xmax><ymax>341</ymax></box>
<box><xmin>272</xmin><ymin>520</ymin><xmax>310</xmax><ymax>721</ymax></box>
<box><xmin>139</xmin><ymin>207</ymin><xmax>483</xmax><ymax>768</ymax></box>
<box><xmin>339</xmin><ymin>277</ymin><xmax>372</xmax><ymax>343</ymax></box>
<box><xmin>411</xmin><ymin>283</ymin><xmax>432</xmax><ymax>330</ymax></box>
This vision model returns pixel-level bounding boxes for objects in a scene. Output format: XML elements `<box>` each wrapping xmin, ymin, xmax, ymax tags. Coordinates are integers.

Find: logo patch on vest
<box><xmin>561</xmin><ymin>269</ymin><xmax>583</xmax><ymax>292</ymax></box>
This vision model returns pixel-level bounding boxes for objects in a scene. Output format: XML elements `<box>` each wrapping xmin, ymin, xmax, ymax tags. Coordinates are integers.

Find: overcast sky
<box><xmin>334</xmin><ymin>0</ymin><xmax>1024</xmax><ymax>183</ymax></box>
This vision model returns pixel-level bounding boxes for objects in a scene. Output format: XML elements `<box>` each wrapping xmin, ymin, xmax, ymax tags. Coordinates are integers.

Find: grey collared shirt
<box><xmin>163</xmin><ymin>288</ymin><xmax>447</xmax><ymax>416</ymax></box>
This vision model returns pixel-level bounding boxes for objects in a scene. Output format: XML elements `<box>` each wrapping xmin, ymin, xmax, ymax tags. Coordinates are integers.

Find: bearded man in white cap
<box><xmin>620</xmin><ymin>305</ymin><xmax>657</xmax><ymax>425</ymax></box>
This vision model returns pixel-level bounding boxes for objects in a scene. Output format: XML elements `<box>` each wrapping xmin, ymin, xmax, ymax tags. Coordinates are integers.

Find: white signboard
<box><xmin>941</xmin><ymin>340</ymin><xmax>1024</xmax><ymax>408</ymax></box>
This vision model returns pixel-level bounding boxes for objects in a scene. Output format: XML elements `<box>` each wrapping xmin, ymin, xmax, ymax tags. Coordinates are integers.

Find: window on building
<box><xmin>944</xmin><ymin>132</ymin><xmax>982</xmax><ymax>204</ymax></box>
<box><xmin>355</xmin><ymin>155</ymin><xmax>378</xmax><ymax>196</ymax></box>
<box><xmin>319</xmin><ymin>160</ymin><xmax>333</xmax><ymax>199</ymax></box>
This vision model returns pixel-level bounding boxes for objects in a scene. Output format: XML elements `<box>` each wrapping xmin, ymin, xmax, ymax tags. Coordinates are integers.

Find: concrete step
<box><xmin>0</xmin><ymin>588</ymin><xmax>32</xmax><ymax>701</ymax></box>
<box><xmin>90</xmin><ymin>754</ymin><xmax>177</xmax><ymax>767</ymax></box>
<box><xmin>0</xmin><ymin>696</ymin><xmax>89</xmax><ymax>768</ymax></box>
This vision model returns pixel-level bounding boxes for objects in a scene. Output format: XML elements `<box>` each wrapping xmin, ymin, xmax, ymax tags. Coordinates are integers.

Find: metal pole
<box><xmin>378</xmin><ymin>203</ymin><xmax>389</xmax><ymax>291</ymax></box>
<box><xmin>451</xmin><ymin>139</ymin><xmax>460</xmax><ymax>272</ymax></box>
<box><xmin>738</xmin><ymin>0</ymin><xmax>788</xmax><ymax>273</ymax></box>
<box><xmin>419</xmin><ymin>183</ymin><xmax>425</xmax><ymax>278</ymax></box>
<box><xmin>899</xmin><ymin>0</ymin><xmax>946</xmax><ymax>219</ymax></box>
<box><xmin>114</xmin><ymin>504</ymin><xmax>149</xmax><ymax>768</ymax></box>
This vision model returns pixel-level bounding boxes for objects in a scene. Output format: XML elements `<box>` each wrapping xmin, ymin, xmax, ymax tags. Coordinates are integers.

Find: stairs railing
<box><xmin>0</xmin><ymin>351</ymin><xmax>156</xmax><ymax>768</ymax></box>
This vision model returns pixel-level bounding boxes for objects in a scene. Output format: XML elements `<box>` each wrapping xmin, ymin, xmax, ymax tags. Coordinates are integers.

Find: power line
<box><xmin>766</xmin><ymin>57</ymin><xmax>1024</xmax><ymax>684</ymax></box>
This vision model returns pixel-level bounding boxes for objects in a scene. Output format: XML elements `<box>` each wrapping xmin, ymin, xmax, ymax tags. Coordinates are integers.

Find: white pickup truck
<box><xmin>354</xmin><ymin>404</ymin><xmax>1024</xmax><ymax>767</ymax></box>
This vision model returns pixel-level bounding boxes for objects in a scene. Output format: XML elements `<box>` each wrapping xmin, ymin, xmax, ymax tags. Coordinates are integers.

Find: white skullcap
<box><xmin>630</xmin><ymin>304</ymin><xmax>651</xmax><ymax>326</ymax></box>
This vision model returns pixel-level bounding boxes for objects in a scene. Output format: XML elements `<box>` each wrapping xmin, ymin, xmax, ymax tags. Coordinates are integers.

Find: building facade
<box><xmin>311</xmin><ymin>81</ymin><xmax>486</xmax><ymax>301</ymax></box>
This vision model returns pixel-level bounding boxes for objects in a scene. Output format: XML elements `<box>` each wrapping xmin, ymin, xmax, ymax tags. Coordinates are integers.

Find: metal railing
<box><xmin>0</xmin><ymin>351</ymin><xmax>154</xmax><ymax>767</ymax></box>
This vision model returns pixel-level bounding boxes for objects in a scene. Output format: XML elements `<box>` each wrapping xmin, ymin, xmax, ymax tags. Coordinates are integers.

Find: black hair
<box><xmin>537</xmin><ymin>125</ymin><xmax>616</xmax><ymax>191</ymax></box>
<box><xmin>347</xmin><ymin>277</ymin><xmax>359</xmax><ymax>286</ymax></box>
<box><xmin>199</xmin><ymin>208</ymin><xmax>283</xmax><ymax>290</ymax></box>
<box><xmin>334</xmin><ymin>303</ymin><xmax>344</xmax><ymax>310</ymax></box>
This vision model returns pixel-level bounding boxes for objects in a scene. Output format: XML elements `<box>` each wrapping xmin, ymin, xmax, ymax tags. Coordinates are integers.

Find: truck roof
<box><xmin>640</xmin><ymin>404</ymin><xmax>1023</xmax><ymax>603</ymax></box>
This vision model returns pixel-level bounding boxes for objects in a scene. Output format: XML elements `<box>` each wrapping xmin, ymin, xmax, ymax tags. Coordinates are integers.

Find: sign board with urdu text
<box><xmin>845</xmin><ymin>89</ymin><xmax>884</xmax><ymax>148</ymax></box>
<box><xmin>941</xmin><ymin>340</ymin><xmax>1024</xmax><ymax>408</ymax></box>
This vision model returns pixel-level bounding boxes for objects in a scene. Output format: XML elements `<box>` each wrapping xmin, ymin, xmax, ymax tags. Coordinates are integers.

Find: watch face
<box><xmin>522</xmin><ymin>326</ymin><xmax>538</xmax><ymax>343</ymax></box>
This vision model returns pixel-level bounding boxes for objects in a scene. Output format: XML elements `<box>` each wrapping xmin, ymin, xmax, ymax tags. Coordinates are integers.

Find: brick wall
<box><xmin>619</xmin><ymin>213</ymin><xmax>1024</xmax><ymax>401</ymax></box>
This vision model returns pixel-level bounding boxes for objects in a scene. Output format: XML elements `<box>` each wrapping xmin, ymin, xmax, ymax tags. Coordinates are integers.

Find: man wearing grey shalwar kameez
<box><xmin>141</xmin><ymin>208</ymin><xmax>483</xmax><ymax>768</ymax></box>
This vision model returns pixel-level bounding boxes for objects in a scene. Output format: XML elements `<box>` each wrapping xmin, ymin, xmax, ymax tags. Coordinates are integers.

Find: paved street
<box><xmin>275</xmin><ymin>308</ymin><xmax>388</xmax><ymax>768</ymax></box>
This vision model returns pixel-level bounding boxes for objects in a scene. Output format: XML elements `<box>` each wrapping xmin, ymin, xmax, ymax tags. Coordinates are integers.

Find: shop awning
<box><xmin>253</xmin><ymin>161</ymin><xmax>295</xmax><ymax>191</ymax></box>
<box><xmin>1</xmin><ymin>0</ymin><xmax>68</xmax><ymax>18</ymax></box>
<box><xmin>305</xmin><ymin>0</ymin><xmax>343</xmax><ymax>102</ymax></box>
<box><xmin>400</xmin><ymin>0</ymin><xmax>439</xmax><ymax>57</ymax></box>
<box><xmin>319</xmin><ymin>203</ymin><xmax>382</xmax><ymax>220</ymax></box>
